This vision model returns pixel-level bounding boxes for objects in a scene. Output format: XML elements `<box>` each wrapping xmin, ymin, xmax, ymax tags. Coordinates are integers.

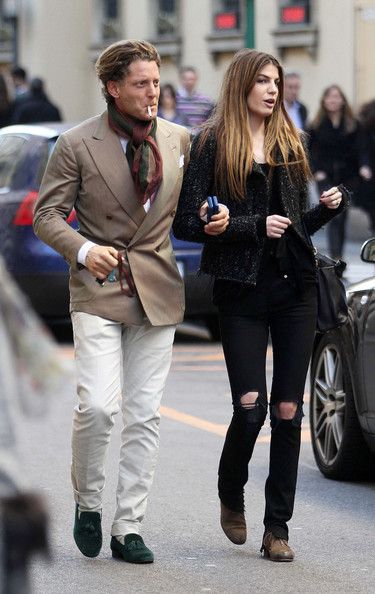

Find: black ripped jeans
<box><xmin>216</xmin><ymin>271</ymin><xmax>317</xmax><ymax>541</ymax></box>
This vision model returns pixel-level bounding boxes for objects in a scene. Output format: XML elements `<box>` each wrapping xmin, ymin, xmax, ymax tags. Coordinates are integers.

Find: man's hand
<box><xmin>199</xmin><ymin>202</ymin><xmax>230</xmax><ymax>236</ymax></box>
<box><xmin>266</xmin><ymin>214</ymin><xmax>291</xmax><ymax>238</ymax></box>
<box><xmin>85</xmin><ymin>245</ymin><xmax>119</xmax><ymax>279</ymax></box>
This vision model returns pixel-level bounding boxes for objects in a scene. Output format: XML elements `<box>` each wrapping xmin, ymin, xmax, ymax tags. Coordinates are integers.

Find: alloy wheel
<box><xmin>311</xmin><ymin>343</ymin><xmax>346</xmax><ymax>466</ymax></box>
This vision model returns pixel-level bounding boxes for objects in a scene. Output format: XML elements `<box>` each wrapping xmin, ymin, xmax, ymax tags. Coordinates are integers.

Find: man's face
<box><xmin>180</xmin><ymin>70</ymin><xmax>198</xmax><ymax>94</ymax></box>
<box><xmin>284</xmin><ymin>76</ymin><xmax>301</xmax><ymax>104</ymax></box>
<box><xmin>107</xmin><ymin>59</ymin><xmax>160</xmax><ymax>121</ymax></box>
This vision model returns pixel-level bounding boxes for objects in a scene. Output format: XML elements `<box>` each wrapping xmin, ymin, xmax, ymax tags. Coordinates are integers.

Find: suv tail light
<box><xmin>13</xmin><ymin>191</ymin><xmax>77</xmax><ymax>225</ymax></box>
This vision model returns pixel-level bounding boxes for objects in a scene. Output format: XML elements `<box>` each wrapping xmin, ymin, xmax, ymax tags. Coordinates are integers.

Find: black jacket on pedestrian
<box><xmin>307</xmin><ymin>116</ymin><xmax>367</xmax><ymax>191</ymax></box>
<box><xmin>12</xmin><ymin>96</ymin><xmax>61</xmax><ymax>124</ymax></box>
<box><xmin>173</xmin><ymin>131</ymin><xmax>350</xmax><ymax>285</ymax></box>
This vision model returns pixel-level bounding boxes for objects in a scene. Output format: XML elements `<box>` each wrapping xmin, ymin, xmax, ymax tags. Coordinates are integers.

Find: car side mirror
<box><xmin>361</xmin><ymin>237</ymin><xmax>375</xmax><ymax>263</ymax></box>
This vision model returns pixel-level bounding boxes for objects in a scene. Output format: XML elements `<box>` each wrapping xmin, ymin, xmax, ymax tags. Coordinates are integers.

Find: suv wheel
<box><xmin>310</xmin><ymin>330</ymin><xmax>372</xmax><ymax>480</ymax></box>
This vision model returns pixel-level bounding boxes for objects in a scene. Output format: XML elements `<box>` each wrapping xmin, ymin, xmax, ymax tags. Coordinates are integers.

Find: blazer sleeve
<box><xmin>33</xmin><ymin>133</ymin><xmax>87</xmax><ymax>271</ymax></box>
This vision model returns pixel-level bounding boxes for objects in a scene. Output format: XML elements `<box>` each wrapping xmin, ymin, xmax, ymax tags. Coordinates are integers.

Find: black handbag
<box><xmin>315</xmin><ymin>252</ymin><xmax>349</xmax><ymax>333</ymax></box>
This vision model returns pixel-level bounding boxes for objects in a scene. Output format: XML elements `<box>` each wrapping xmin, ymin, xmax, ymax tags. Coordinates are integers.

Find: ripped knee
<box><xmin>235</xmin><ymin>391</ymin><xmax>267</xmax><ymax>425</ymax></box>
<box><xmin>240</xmin><ymin>391</ymin><xmax>259</xmax><ymax>410</ymax></box>
<box><xmin>270</xmin><ymin>401</ymin><xmax>304</xmax><ymax>429</ymax></box>
<box><xmin>276</xmin><ymin>401</ymin><xmax>298</xmax><ymax>420</ymax></box>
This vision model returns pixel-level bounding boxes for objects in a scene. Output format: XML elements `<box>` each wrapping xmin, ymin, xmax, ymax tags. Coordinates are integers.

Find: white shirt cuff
<box><xmin>77</xmin><ymin>241</ymin><xmax>97</xmax><ymax>266</ymax></box>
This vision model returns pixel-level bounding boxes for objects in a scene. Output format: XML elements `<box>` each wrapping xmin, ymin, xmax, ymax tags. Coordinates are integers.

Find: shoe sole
<box><xmin>262</xmin><ymin>550</ymin><xmax>294</xmax><ymax>562</ymax></box>
<box><xmin>111</xmin><ymin>549</ymin><xmax>154</xmax><ymax>564</ymax></box>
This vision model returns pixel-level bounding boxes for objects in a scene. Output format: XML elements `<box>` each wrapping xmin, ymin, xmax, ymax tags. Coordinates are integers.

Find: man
<box><xmin>10</xmin><ymin>65</ymin><xmax>29</xmax><ymax>98</ymax></box>
<box><xmin>34</xmin><ymin>39</ymin><xmax>227</xmax><ymax>565</ymax></box>
<box><xmin>176</xmin><ymin>66</ymin><xmax>214</xmax><ymax>134</ymax></box>
<box><xmin>283</xmin><ymin>72</ymin><xmax>308</xmax><ymax>130</ymax></box>
<box><xmin>9</xmin><ymin>65</ymin><xmax>30</xmax><ymax>123</ymax></box>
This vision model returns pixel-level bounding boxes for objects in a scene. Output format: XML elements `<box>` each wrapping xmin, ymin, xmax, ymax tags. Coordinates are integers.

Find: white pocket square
<box><xmin>179</xmin><ymin>154</ymin><xmax>184</xmax><ymax>168</ymax></box>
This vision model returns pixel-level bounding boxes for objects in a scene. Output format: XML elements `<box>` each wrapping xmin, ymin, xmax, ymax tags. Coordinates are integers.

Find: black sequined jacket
<box><xmin>173</xmin><ymin>132</ymin><xmax>350</xmax><ymax>285</ymax></box>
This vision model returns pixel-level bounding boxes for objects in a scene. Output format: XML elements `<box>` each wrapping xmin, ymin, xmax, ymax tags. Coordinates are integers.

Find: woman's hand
<box><xmin>359</xmin><ymin>165</ymin><xmax>372</xmax><ymax>181</ymax></box>
<box><xmin>199</xmin><ymin>202</ymin><xmax>230</xmax><ymax>236</ymax></box>
<box><xmin>319</xmin><ymin>186</ymin><xmax>342</xmax><ymax>209</ymax></box>
<box><xmin>314</xmin><ymin>171</ymin><xmax>327</xmax><ymax>182</ymax></box>
<box><xmin>266</xmin><ymin>215</ymin><xmax>291</xmax><ymax>238</ymax></box>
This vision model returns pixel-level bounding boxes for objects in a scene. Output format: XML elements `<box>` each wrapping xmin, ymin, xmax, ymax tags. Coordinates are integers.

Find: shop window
<box><xmin>279</xmin><ymin>0</ymin><xmax>311</xmax><ymax>26</ymax></box>
<box><xmin>213</xmin><ymin>0</ymin><xmax>242</xmax><ymax>32</ymax></box>
<box><xmin>157</xmin><ymin>0</ymin><xmax>179</xmax><ymax>37</ymax></box>
<box><xmin>100</xmin><ymin>0</ymin><xmax>121</xmax><ymax>42</ymax></box>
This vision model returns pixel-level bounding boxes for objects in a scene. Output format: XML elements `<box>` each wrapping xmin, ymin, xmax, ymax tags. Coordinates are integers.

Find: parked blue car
<box><xmin>0</xmin><ymin>123</ymin><xmax>218</xmax><ymax>336</ymax></box>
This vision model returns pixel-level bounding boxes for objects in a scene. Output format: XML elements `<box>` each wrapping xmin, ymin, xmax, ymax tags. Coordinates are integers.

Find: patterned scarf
<box><xmin>108</xmin><ymin>102</ymin><xmax>163</xmax><ymax>205</ymax></box>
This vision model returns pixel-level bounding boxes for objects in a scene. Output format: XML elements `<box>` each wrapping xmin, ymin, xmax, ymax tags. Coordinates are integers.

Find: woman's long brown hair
<box><xmin>199</xmin><ymin>49</ymin><xmax>310</xmax><ymax>201</ymax></box>
<box><xmin>310</xmin><ymin>84</ymin><xmax>356</xmax><ymax>133</ymax></box>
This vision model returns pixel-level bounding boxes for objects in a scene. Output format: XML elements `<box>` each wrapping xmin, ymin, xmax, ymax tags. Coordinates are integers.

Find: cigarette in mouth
<box><xmin>147</xmin><ymin>106</ymin><xmax>152</xmax><ymax>117</ymax></box>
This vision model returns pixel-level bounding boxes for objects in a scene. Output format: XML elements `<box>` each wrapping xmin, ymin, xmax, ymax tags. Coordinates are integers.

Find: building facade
<box><xmin>0</xmin><ymin>0</ymin><xmax>374</xmax><ymax>122</ymax></box>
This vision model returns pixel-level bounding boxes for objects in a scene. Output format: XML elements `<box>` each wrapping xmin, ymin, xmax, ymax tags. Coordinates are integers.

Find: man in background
<box><xmin>176</xmin><ymin>65</ymin><xmax>214</xmax><ymax>134</ymax></box>
<box><xmin>284</xmin><ymin>72</ymin><xmax>308</xmax><ymax>130</ymax></box>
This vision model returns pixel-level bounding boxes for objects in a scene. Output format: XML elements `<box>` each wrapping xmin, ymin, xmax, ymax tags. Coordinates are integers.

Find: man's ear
<box><xmin>107</xmin><ymin>80</ymin><xmax>119</xmax><ymax>99</ymax></box>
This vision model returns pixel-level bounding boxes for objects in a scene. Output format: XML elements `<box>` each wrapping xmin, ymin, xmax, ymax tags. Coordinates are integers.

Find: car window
<box><xmin>0</xmin><ymin>135</ymin><xmax>28</xmax><ymax>191</ymax></box>
<box><xmin>0</xmin><ymin>134</ymin><xmax>55</xmax><ymax>191</ymax></box>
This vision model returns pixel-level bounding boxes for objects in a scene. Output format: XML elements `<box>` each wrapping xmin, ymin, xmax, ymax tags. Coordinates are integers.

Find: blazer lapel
<box><xmin>83</xmin><ymin>112</ymin><xmax>146</xmax><ymax>227</ymax></box>
<box><xmin>129</xmin><ymin>121</ymin><xmax>179</xmax><ymax>246</ymax></box>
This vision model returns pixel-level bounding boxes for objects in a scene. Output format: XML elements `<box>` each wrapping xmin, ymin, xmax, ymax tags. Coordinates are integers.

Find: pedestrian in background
<box><xmin>357</xmin><ymin>98</ymin><xmax>375</xmax><ymax>234</ymax></box>
<box><xmin>34</xmin><ymin>39</ymin><xmax>227</xmax><ymax>565</ymax></box>
<box><xmin>283</xmin><ymin>72</ymin><xmax>308</xmax><ymax>130</ymax></box>
<box><xmin>10</xmin><ymin>65</ymin><xmax>29</xmax><ymax>98</ymax></box>
<box><xmin>9</xmin><ymin>65</ymin><xmax>30</xmax><ymax>122</ymax></box>
<box><xmin>173</xmin><ymin>48</ymin><xmax>349</xmax><ymax>562</ymax></box>
<box><xmin>158</xmin><ymin>83</ymin><xmax>189</xmax><ymax>127</ymax></box>
<box><xmin>176</xmin><ymin>66</ymin><xmax>214</xmax><ymax>134</ymax></box>
<box><xmin>12</xmin><ymin>77</ymin><xmax>62</xmax><ymax>124</ymax></box>
<box><xmin>308</xmin><ymin>84</ymin><xmax>368</xmax><ymax>259</ymax></box>
<box><xmin>0</xmin><ymin>72</ymin><xmax>12</xmax><ymax>128</ymax></box>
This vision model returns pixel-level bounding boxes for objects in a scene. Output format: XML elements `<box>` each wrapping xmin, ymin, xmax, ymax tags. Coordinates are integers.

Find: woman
<box><xmin>357</xmin><ymin>99</ymin><xmax>375</xmax><ymax>234</ymax></box>
<box><xmin>0</xmin><ymin>72</ymin><xmax>12</xmax><ymax>128</ymax></box>
<box><xmin>173</xmin><ymin>49</ymin><xmax>348</xmax><ymax>561</ymax></box>
<box><xmin>308</xmin><ymin>85</ymin><xmax>367</xmax><ymax>259</ymax></box>
<box><xmin>158</xmin><ymin>83</ymin><xmax>189</xmax><ymax>127</ymax></box>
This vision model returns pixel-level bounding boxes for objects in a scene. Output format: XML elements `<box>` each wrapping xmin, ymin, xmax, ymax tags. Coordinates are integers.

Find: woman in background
<box><xmin>308</xmin><ymin>85</ymin><xmax>368</xmax><ymax>259</ymax></box>
<box><xmin>0</xmin><ymin>73</ymin><xmax>12</xmax><ymax>128</ymax></box>
<box><xmin>158</xmin><ymin>83</ymin><xmax>189</xmax><ymax>127</ymax></box>
<box><xmin>357</xmin><ymin>99</ymin><xmax>375</xmax><ymax>234</ymax></box>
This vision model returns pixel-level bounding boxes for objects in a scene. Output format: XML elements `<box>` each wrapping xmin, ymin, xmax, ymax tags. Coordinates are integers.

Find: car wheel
<box><xmin>310</xmin><ymin>329</ymin><xmax>373</xmax><ymax>480</ymax></box>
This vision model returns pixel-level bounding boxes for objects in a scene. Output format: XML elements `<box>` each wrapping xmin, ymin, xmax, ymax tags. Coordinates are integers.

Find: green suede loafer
<box><xmin>73</xmin><ymin>504</ymin><xmax>102</xmax><ymax>558</ymax></box>
<box><xmin>110</xmin><ymin>534</ymin><xmax>154</xmax><ymax>564</ymax></box>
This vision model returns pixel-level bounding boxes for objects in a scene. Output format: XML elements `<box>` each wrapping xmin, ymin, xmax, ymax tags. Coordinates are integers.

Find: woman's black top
<box><xmin>213</xmin><ymin>164</ymin><xmax>317</xmax><ymax>314</ymax></box>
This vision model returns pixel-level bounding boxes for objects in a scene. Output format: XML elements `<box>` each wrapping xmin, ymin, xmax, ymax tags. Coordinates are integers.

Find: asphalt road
<box><xmin>14</xmin><ymin>320</ymin><xmax>375</xmax><ymax>594</ymax></box>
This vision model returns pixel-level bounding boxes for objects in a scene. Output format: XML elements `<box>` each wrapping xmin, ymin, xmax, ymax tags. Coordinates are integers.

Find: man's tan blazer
<box><xmin>33</xmin><ymin>112</ymin><xmax>191</xmax><ymax>326</ymax></box>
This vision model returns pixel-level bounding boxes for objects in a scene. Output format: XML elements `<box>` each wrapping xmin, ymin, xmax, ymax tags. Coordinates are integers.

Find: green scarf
<box><xmin>108</xmin><ymin>102</ymin><xmax>163</xmax><ymax>205</ymax></box>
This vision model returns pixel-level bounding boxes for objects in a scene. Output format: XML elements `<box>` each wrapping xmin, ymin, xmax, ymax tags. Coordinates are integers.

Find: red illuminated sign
<box><xmin>215</xmin><ymin>12</ymin><xmax>237</xmax><ymax>30</ymax></box>
<box><xmin>281</xmin><ymin>6</ymin><xmax>306</xmax><ymax>24</ymax></box>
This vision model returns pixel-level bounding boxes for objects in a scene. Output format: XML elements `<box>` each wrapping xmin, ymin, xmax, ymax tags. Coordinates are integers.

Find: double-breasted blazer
<box><xmin>33</xmin><ymin>112</ymin><xmax>191</xmax><ymax>325</ymax></box>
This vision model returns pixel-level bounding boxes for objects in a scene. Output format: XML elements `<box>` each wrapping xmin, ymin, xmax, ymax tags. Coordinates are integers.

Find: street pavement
<box><xmin>15</xmin><ymin>284</ymin><xmax>375</xmax><ymax>593</ymax></box>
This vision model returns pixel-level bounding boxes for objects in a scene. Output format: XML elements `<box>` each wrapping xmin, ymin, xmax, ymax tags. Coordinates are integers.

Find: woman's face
<box><xmin>246</xmin><ymin>64</ymin><xmax>279</xmax><ymax>121</ymax></box>
<box><xmin>161</xmin><ymin>88</ymin><xmax>175</xmax><ymax>110</ymax></box>
<box><xmin>323</xmin><ymin>88</ymin><xmax>344</xmax><ymax>114</ymax></box>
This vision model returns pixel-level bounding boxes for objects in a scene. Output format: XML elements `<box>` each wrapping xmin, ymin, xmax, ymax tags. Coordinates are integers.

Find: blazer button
<box><xmin>170</xmin><ymin>209</ymin><xmax>176</xmax><ymax>217</ymax></box>
<box><xmin>106</xmin><ymin>214</ymin><xmax>112</xmax><ymax>220</ymax></box>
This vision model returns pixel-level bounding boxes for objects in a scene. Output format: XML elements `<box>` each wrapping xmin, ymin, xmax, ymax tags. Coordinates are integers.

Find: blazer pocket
<box><xmin>69</xmin><ymin>267</ymin><xmax>101</xmax><ymax>303</ymax></box>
